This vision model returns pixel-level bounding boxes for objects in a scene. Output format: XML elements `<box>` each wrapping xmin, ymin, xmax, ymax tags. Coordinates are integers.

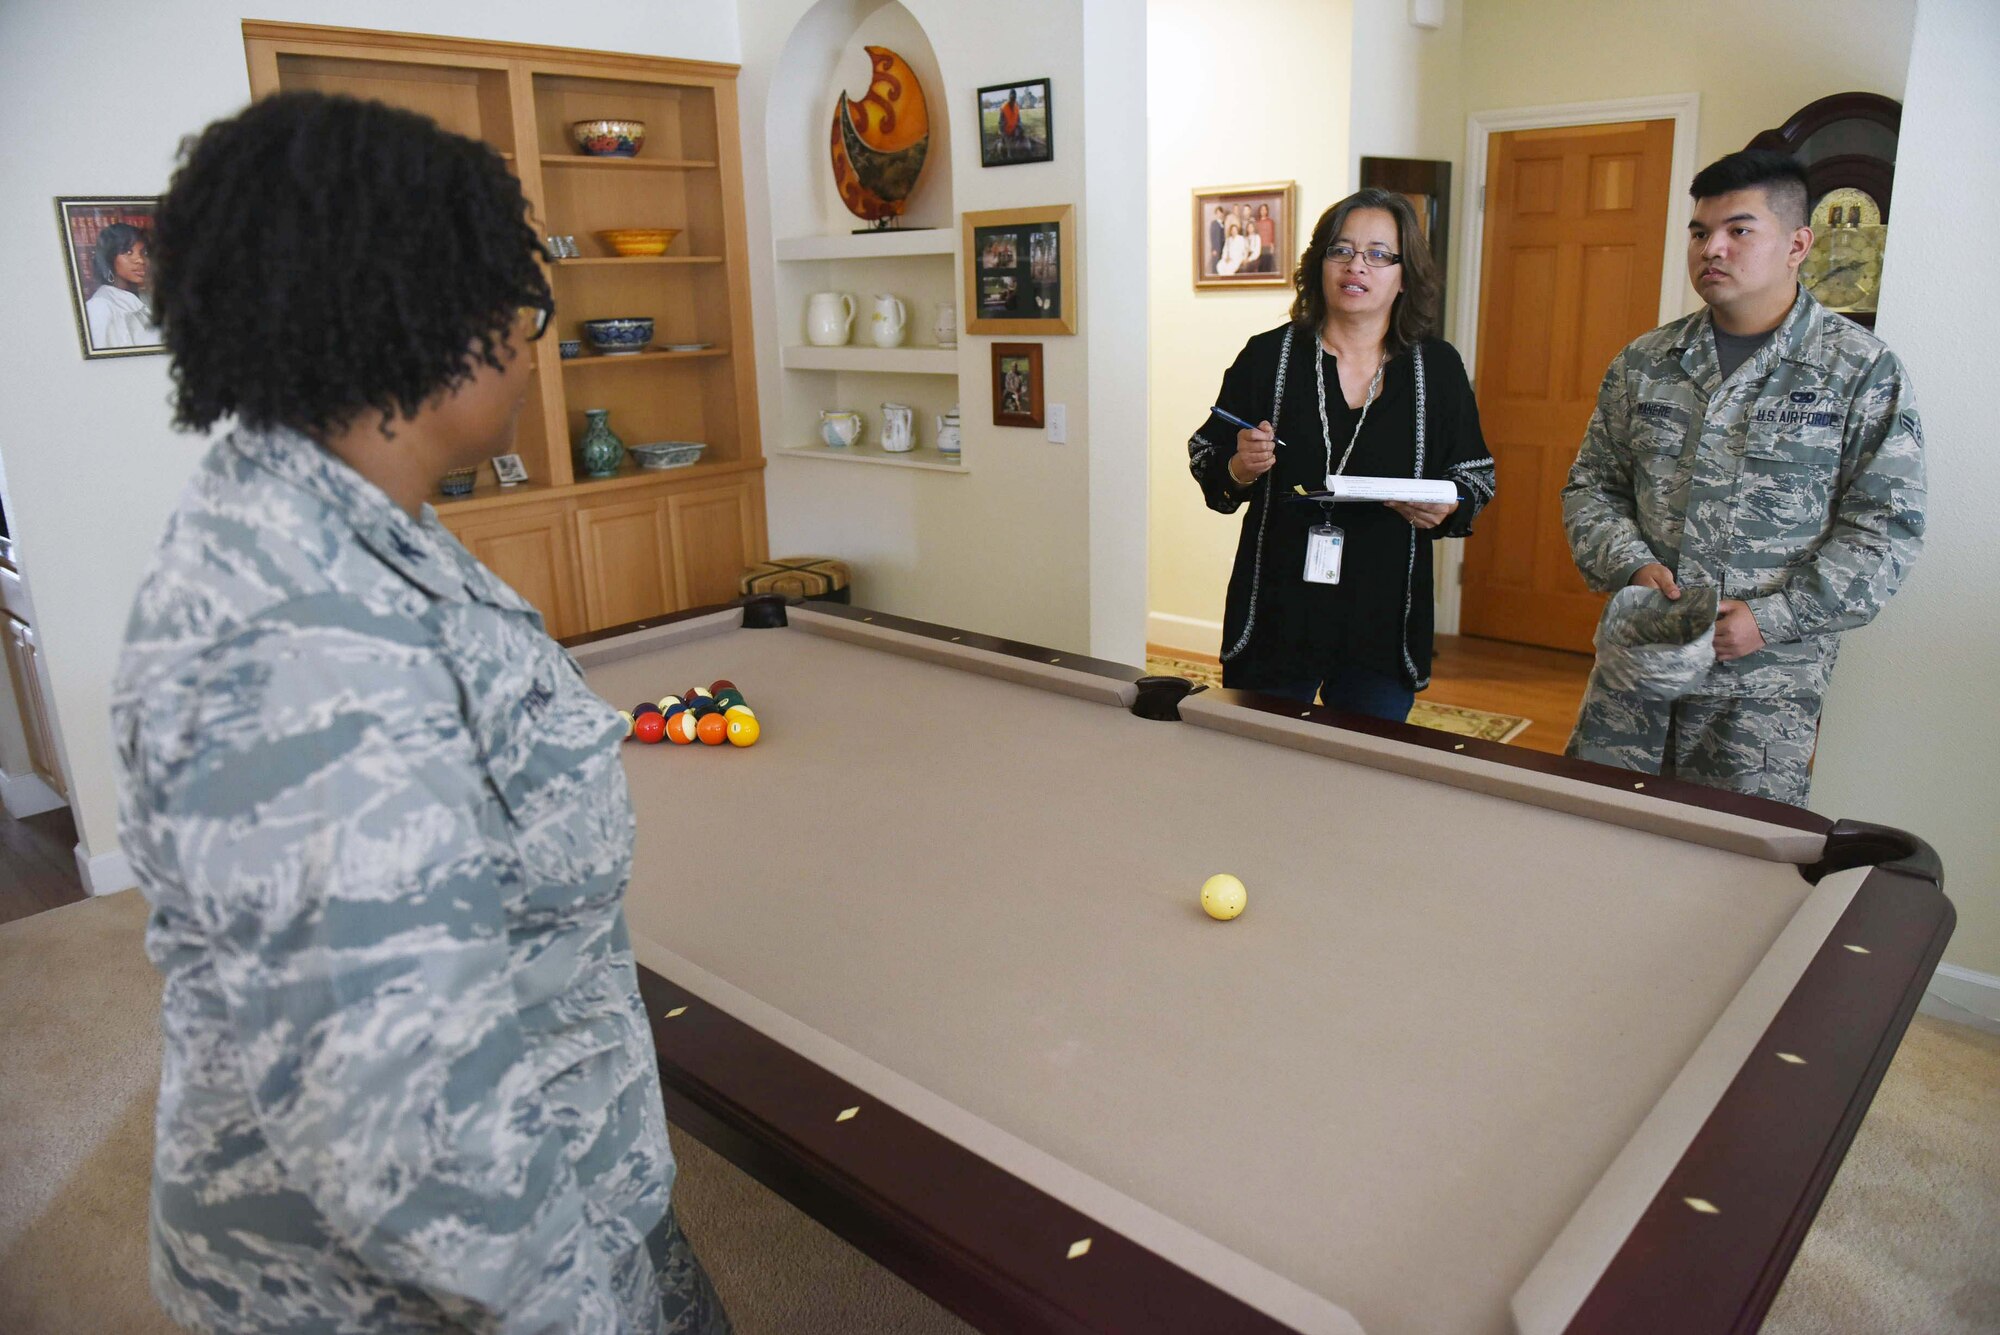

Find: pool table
<box><xmin>565</xmin><ymin>597</ymin><xmax>1952</xmax><ymax>1335</ymax></box>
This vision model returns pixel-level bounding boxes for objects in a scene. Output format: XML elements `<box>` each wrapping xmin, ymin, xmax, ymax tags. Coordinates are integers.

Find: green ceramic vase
<box><xmin>575</xmin><ymin>408</ymin><xmax>625</xmax><ymax>478</ymax></box>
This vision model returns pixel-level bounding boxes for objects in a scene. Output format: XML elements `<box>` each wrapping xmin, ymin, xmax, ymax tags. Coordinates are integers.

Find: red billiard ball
<box><xmin>632</xmin><ymin>712</ymin><xmax>667</xmax><ymax>744</ymax></box>
<box><xmin>709</xmin><ymin>679</ymin><xmax>735</xmax><ymax>695</ymax></box>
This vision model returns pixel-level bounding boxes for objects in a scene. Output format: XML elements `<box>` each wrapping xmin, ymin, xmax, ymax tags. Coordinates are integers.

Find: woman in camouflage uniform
<box><xmin>114</xmin><ymin>93</ymin><xmax>729</xmax><ymax>1333</ymax></box>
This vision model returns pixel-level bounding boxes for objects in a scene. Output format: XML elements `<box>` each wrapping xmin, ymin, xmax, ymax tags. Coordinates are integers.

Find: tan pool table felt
<box><xmin>578</xmin><ymin>610</ymin><xmax>1852</xmax><ymax>1333</ymax></box>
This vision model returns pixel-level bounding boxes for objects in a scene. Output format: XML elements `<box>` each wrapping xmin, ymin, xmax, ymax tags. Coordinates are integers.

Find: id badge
<box><xmin>1304</xmin><ymin>523</ymin><xmax>1345</xmax><ymax>584</ymax></box>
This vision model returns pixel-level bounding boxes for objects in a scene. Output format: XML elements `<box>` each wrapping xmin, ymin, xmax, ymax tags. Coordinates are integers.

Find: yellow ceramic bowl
<box><xmin>596</xmin><ymin>228</ymin><xmax>681</xmax><ymax>257</ymax></box>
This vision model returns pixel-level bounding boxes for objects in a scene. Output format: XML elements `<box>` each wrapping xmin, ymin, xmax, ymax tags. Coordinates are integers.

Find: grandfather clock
<box><xmin>1748</xmin><ymin>92</ymin><xmax>1900</xmax><ymax>328</ymax></box>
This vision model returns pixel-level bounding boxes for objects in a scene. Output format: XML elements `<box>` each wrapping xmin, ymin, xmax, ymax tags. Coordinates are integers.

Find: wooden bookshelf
<box><xmin>243</xmin><ymin>22</ymin><xmax>767</xmax><ymax>639</ymax></box>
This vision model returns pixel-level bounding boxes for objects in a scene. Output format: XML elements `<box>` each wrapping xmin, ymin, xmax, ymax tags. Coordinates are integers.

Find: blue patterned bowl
<box><xmin>581</xmin><ymin>317</ymin><xmax>654</xmax><ymax>355</ymax></box>
<box><xmin>438</xmin><ymin>466</ymin><xmax>478</xmax><ymax>497</ymax></box>
<box><xmin>558</xmin><ymin>339</ymin><xmax>583</xmax><ymax>360</ymax></box>
<box><xmin>630</xmin><ymin>441</ymin><xmax>706</xmax><ymax>470</ymax></box>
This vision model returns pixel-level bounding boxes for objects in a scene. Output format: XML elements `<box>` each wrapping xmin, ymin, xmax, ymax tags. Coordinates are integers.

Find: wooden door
<box><xmin>667</xmin><ymin>482</ymin><xmax>762</xmax><ymax>608</ymax></box>
<box><xmin>449</xmin><ymin>504</ymin><xmax>585</xmax><ymax>640</ymax></box>
<box><xmin>1460</xmin><ymin>119</ymin><xmax>1675</xmax><ymax>652</ymax></box>
<box><xmin>575</xmin><ymin>497</ymin><xmax>677</xmax><ymax>631</ymax></box>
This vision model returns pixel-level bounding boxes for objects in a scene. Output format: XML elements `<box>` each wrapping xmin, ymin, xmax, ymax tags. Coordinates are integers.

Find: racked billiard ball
<box><xmin>632</xmin><ymin>712</ymin><xmax>668</xmax><ymax>745</ymax></box>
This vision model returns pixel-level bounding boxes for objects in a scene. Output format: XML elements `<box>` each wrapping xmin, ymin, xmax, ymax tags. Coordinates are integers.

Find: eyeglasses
<box><xmin>1326</xmin><ymin>245</ymin><xmax>1402</xmax><ymax>269</ymax></box>
<box><xmin>517</xmin><ymin>301</ymin><xmax>553</xmax><ymax>342</ymax></box>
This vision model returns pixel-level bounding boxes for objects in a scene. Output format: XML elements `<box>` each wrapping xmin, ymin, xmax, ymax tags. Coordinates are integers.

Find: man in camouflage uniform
<box><xmin>1563</xmin><ymin>149</ymin><xmax>1925</xmax><ymax>805</ymax></box>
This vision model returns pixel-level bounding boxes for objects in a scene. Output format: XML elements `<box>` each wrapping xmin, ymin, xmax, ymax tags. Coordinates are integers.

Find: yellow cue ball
<box><xmin>1200</xmin><ymin>873</ymin><xmax>1247</xmax><ymax>921</ymax></box>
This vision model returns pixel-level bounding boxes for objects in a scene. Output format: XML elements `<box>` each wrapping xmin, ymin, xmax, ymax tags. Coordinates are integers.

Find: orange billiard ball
<box><xmin>666</xmin><ymin>711</ymin><xmax>699</xmax><ymax>744</ymax></box>
<box><xmin>696</xmin><ymin>712</ymin><xmax>729</xmax><ymax>746</ymax></box>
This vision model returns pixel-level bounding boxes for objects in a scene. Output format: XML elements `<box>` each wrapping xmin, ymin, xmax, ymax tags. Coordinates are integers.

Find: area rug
<box><xmin>1146</xmin><ymin>653</ymin><xmax>1532</xmax><ymax>744</ymax></box>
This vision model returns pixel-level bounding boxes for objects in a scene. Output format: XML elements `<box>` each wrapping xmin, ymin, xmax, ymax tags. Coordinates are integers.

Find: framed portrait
<box><xmin>56</xmin><ymin>196</ymin><xmax>164</xmax><ymax>359</ymax></box>
<box><xmin>978</xmin><ymin>78</ymin><xmax>1053</xmax><ymax>167</ymax></box>
<box><xmin>990</xmin><ymin>342</ymin><xmax>1044</xmax><ymax>428</ymax></box>
<box><xmin>1359</xmin><ymin>157</ymin><xmax>1454</xmax><ymax>313</ymax></box>
<box><xmin>491</xmin><ymin>453</ymin><xmax>529</xmax><ymax>486</ymax></box>
<box><xmin>1191</xmin><ymin>181</ymin><xmax>1295</xmax><ymax>289</ymax></box>
<box><xmin>963</xmin><ymin>204</ymin><xmax>1075</xmax><ymax>335</ymax></box>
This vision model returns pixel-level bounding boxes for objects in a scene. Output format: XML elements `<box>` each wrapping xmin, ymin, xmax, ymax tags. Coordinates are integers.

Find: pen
<box><xmin>1208</xmin><ymin>405</ymin><xmax>1290</xmax><ymax>451</ymax></box>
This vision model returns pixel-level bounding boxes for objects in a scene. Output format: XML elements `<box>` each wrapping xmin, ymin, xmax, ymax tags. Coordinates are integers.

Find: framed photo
<box><xmin>491</xmin><ymin>453</ymin><xmax>529</xmax><ymax>486</ymax></box>
<box><xmin>1359</xmin><ymin>157</ymin><xmax>1454</xmax><ymax>312</ymax></box>
<box><xmin>1191</xmin><ymin>181</ymin><xmax>1295</xmax><ymax>289</ymax></box>
<box><xmin>991</xmin><ymin>342</ymin><xmax>1044</xmax><ymax>428</ymax></box>
<box><xmin>56</xmin><ymin>196</ymin><xmax>164</xmax><ymax>359</ymax></box>
<box><xmin>963</xmin><ymin>205</ymin><xmax>1075</xmax><ymax>335</ymax></box>
<box><xmin>977</xmin><ymin>78</ymin><xmax>1053</xmax><ymax>167</ymax></box>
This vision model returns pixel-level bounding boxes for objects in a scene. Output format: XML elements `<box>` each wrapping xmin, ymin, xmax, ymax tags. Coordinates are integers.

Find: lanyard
<box><xmin>1315</xmin><ymin>346</ymin><xmax>1385</xmax><ymax>481</ymax></box>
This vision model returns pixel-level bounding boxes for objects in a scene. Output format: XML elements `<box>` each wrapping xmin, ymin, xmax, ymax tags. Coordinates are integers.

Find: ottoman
<box><xmin>738</xmin><ymin>556</ymin><xmax>851</xmax><ymax>604</ymax></box>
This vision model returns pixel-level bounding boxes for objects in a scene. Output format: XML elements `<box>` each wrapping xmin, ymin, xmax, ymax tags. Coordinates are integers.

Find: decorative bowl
<box><xmin>571</xmin><ymin>119</ymin><xmax>645</xmax><ymax>157</ymax></box>
<box><xmin>597</xmin><ymin>227</ymin><xmax>680</xmax><ymax>257</ymax></box>
<box><xmin>438</xmin><ymin>466</ymin><xmax>478</xmax><ymax>497</ymax></box>
<box><xmin>580</xmin><ymin>317</ymin><xmax>654</xmax><ymax>355</ymax></box>
<box><xmin>629</xmin><ymin>440</ymin><xmax>706</xmax><ymax>470</ymax></box>
<box><xmin>558</xmin><ymin>339</ymin><xmax>583</xmax><ymax>360</ymax></box>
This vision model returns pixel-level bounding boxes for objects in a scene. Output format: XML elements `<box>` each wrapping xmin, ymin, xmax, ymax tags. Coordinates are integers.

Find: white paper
<box><xmin>1318</xmin><ymin>474</ymin><xmax>1459</xmax><ymax>504</ymax></box>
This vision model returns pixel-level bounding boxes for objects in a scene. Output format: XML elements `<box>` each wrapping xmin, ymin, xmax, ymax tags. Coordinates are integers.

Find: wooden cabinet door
<box><xmin>575</xmin><ymin>496</ymin><xmax>677</xmax><ymax>631</ymax></box>
<box><xmin>448</xmin><ymin>505</ymin><xmax>584</xmax><ymax>640</ymax></box>
<box><xmin>667</xmin><ymin>483</ymin><xmax>760</xmax><ymax>609</ymax></box>
<box><xmin>4</xmin><ymin>617</ymin><xmax>66</xmax><ymax>797</ymax></box>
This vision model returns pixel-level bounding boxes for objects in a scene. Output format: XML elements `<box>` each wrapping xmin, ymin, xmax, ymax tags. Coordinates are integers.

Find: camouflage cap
<box><xmin>1590</xmin><ymin>584</ymin><xmax>1721</xmax><ymax>699</ymax></box>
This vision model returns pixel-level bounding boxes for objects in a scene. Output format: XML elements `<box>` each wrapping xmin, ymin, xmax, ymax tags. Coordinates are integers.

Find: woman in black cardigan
<box><xmin>1188</xmin><ymin>188</ymin><xmax>1495</xmax><ymax>721</ymax></box>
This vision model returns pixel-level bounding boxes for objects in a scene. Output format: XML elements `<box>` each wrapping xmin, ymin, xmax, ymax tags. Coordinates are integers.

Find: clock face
<box><xmin>1802</xmin><ymin>188</ymin><xmax>1885</xmax><ymax>313</ymax></box>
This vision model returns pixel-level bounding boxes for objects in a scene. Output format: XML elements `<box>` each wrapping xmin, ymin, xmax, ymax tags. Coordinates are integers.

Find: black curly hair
<box><xmin>151</xmin><ymin>91</ymin><xmax>550</xmax><ymax>438</ymax></box>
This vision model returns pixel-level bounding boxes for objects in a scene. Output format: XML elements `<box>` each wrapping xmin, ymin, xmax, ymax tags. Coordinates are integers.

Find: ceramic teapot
<box><xmin>935</xmin><ymin>406</ymin><xmax>962</xmax><ymax>459</ymax></box>
<box><xmin>806</xmin><ymin>292</ymin><xmax>855</xmax><ymax>346</ymax></box>
<box><xmin>819</xmin><ymin>409</ymin><xmax>863</xmax><ymax>448</ymax></box>
<box><xmin>880</xmin><ymin>401</ymin><xmax>915</xmax><ymax>452</ymax></box>
<box><xmin>869</xmin><ymin>293</ymin><xmax>908</xmax><ymax>348</ymax></box>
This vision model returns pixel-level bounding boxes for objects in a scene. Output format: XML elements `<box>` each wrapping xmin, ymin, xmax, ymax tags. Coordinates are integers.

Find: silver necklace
<box><xmin>1315</xmin><ymin>346</ymin><xmax>1386</xmax><ymax>480</ymax></box>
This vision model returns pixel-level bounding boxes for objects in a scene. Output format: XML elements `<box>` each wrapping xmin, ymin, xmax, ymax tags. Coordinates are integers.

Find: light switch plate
<box><xmin>1046</xmin><ymin>403</ymin><xmax>1066</xmax><ymax>443</ymax></box>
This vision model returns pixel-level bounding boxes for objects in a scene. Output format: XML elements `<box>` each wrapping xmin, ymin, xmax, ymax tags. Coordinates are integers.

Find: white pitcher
<box><xmin>806</xmin><ymin>292</ymin><xmax>854</xmax><ymax>346</ymax></box>
<box><xmin>880</xmin><ymin>401</ymin><xmax>914</xmax><ymax>452</ymax></box>
<box><xmin>819</xmin><ymin>409</ymin><xmax>862</xmax><ymax>448</ymax></box>
<box><xmin>869</xmin><ymin>294</ymin><xmax>908</xmax><ymax>348</ymax></box>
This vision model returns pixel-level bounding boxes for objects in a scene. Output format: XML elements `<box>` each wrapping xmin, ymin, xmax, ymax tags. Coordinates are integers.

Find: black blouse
<box><xmin>1188</xmin><ymin>325</ymin><xmax>1495</xmax><ymax>689</ymax></box>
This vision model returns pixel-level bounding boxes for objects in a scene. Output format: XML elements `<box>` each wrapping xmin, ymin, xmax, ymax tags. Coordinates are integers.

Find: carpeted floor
<box><xmin>1146</xmin><ymin>652</ymin><xmax>1532</xmax><ymax>743</ymax></box>
<box><xmin>3</xmin><ymin>891</ymin><xmax>1994</xmax><ymax>1333</ymax></box>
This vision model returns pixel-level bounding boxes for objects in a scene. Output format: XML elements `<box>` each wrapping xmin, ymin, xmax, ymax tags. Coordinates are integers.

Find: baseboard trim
<box><xmin>1922</xmin><ymin>962</ymin><xmax>2000</xmax><ymax>1037</ymax></box>
<box><xmin>75</xmin><ymin>845</ymin><xmax>136</xmax><ymax>897</ymax></box>
<box><xmin>1145</xmin><ymin>611</ymin><xmax>1222</xmax><ymax>659</ymax></box>
<box><xmin>0</xmin><ymin>769</ymin><xmax>66</xmax><ymax>819</ymax></box>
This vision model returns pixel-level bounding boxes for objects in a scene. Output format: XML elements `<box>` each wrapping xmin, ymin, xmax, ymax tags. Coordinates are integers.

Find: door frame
<box><xmin>1435</xmin><ymin>93</ymin><xmax>1701</xmax><ymax>635</ymax></box>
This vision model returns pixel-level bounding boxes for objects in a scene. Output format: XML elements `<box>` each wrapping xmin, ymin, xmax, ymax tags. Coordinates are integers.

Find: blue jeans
<box><xmin>1232</xmin><ymin>662</ymin><xmax>1415</xmax><ymax>723</ymax></box>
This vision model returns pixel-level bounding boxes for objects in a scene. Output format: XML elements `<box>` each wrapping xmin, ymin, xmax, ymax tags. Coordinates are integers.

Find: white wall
<box><xmin>1144</xmin><ymin>0</ymin><xmax>1355</xmax><ymax>657</ymax></box>
<box><xmin>736</xmin><ymin>0</ymin><xmax>1150</xmax><ymax>662</ymax></box>
<box><xmin>1812</xmin><ymin>0</ymin><xmax>2000</xmax><ymax>998</ymax></box>
<box><xmin>0</xmin><ymin>1</ymin><xmax>741</xmax><ymax>886</ymax></box>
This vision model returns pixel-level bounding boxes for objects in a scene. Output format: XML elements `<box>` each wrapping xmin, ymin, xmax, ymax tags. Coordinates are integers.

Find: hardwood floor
<box><xmin>1149</xmin><ymin>633</ymin><xmax>1594</xmax><ymax>757</ymax></box>
<box><xmin>0</xmin><ymin>804</ymin><xmax>85</xmax><ymax>927</ymax></box>
<box><xmin>1423</xmin><ymin>634</ymin><xmax>1593</xmax><ymax>756</ymax></box>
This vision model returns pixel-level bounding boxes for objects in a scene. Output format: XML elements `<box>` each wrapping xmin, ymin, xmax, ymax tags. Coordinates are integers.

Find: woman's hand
<box><xmin>1387</xmin><ymin>498</ymin><xmax>1458</xmax><ymax>529</ymax></box>
<box><xmin>1228</xmin><ymin>422</ymin><xmax>1278</xmax><ymax>487</ymax></box>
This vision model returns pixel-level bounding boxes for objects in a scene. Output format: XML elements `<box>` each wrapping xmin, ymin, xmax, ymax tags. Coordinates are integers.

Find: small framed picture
<box><xmin>491</xmin><ymin>453</ymin><xmax>529</xmax><ymax>486</ymax></box>
<box><xmin>991</xmin><ymin>342</ymin><xmax>1044</xmax><ymax>429</ymax></box>
<box><xmin>963</xmin><ymin>205</ymin><xmax>1075</xmax><ymax>335</ymax></box>
<box><xmin>56</xmin><ymin>196</ymin><xmax>165</xmax><ymax>359</ymax></box>
<box><xmin>977</xmin><ymin>78</ymin><xmax>1053</xmax><ymax>167</ymax></box>
<box><xmin>1192</xmin><ymin>181</ymin><xmax>1296</xmax><ymax>289</ymax></box>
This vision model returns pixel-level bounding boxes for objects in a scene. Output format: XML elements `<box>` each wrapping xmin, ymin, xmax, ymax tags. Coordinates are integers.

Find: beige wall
<box><xmin>736</xmin><ymin>0</ymin><xmax>1150</xmax><ymax>662</ymax></box>
<box><xmin>1145</xmin><ymin>0</ymin><xmax>1355</xmax><ymax>657</ymax></box>
<box><xmin>1812</xmin><ymin>0</ymin><xmax>2000</xmax><ymax>996</ymax></box>
<box><xmin>0</xmin><ymin>1</ymin><xmax>742</xmax><ymax>886</ymax></box>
